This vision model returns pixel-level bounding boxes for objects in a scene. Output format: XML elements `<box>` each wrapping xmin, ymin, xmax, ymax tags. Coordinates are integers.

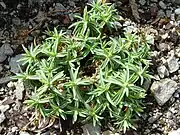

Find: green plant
<box><xmin>15</xmin><ymin>0</ymin><xmax>153</xmax><ymax>133</ymax></box>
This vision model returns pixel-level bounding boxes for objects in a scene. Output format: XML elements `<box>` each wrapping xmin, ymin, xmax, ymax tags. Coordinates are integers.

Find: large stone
<box><xmin>0</xmin><ymin>43</ymin><xmax>13</xmax><ymax>56</ymax></box>
<box><xmin>150</xmin><ymin>79</ymin><xmax>178</xmax><ymax>106</ymax></box>
<box><xmin>9</xmin><ymin>54</ymin><xmax>23</xmax><ymax>74</ymax></box>
<box><xmin>167</xmin><ymin>56</ymin><xmax>179</xmax><ymax>73</ymax></box>
<box><xmin>82</xmin><ymin>123</ymin><xmax>101</xmax><ymax>135</ymax></box>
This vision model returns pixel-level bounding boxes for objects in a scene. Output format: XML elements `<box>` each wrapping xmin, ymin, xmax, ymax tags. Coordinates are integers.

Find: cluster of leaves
<box><xmin>15</xmin><ymin>1</ymin><xmax>153</xmax><ymax>133</ymax></box>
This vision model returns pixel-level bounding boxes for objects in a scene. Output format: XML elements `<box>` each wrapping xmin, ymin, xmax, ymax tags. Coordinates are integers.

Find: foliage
<box><xmin>15</xmin><ymin>0</ymin><xmax>153</xmax><ymax>133</ymax></box>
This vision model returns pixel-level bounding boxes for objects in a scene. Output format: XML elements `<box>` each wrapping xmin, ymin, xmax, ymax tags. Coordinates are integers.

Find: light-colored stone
<box><xmin>9</xmin><ymin>54</ymin><xmax>23</xmax><ymax>74</ymax></box>
<box><xmin>0</xmin><ymin>76</ymin><xmax>12</xmax><ymax>84</ymax></box>
<box><xmin>15</xmin><ymin>80</ymin><xmax>25</xmax><ymax>100</ymax></box>
<box><xmin>159</xmin><ymin>1</ymin><xmax>166</xmax><ymax>9</ymax></box>
<box><xmin>175</xmin><ymin>8</ymin><xmax>180</xmax><ymax>15</ymax></box>
<box><xmin>139</xmin><ymin>0</ymin><xmax>146</xmax><ymax>5</ymax></box>
<box><xmin>1</xmin><ymin>43</ymin><xmax>13</xmax><ymax>56</ymax></box>
<box><xmin>7</xmin><ymin>81</ymin><xmax>15</xmax><ymax>88</ymax></box>
<box><xmin>11</xmin><ymin>126</ymin><xmax>18</xmax><ymax>132</ymax></box>
<box><xmin>158</xmin><ymin>43</ymin><xmax>170</xmax><ymax>51</ymax></box>
<box><xmin>167</xmin><ymin>56</ymin><xmax>179</xmax><ymax>73</ymax></box>
<box><xmin>82</xmin><ymin>123</ymin><xmax>101</xmax><ymax>135</ymax></box>
<box><xmin>19</xmin><ymin>131</ymin><xmax>30</xmax><ymax>135</ymax></box>
<box><xmin>151</xmin><ymin>79</ymin><xmax>178</xmax><ymax>106</ymax></box>
<box><xmin>157</xmin><ymin>65</ymin><xmax>169</xmax><ymax>78</ymax></box>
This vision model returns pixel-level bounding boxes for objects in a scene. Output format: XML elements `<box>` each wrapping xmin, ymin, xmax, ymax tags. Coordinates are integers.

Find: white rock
<box><xmin>7</xmin><ymin>81</ymin><xmax>15</xmax><ymax>88</ymax></box>
<box><xmin>169</xmin><ymin>128</ymin><xmax>180</xmax><ymax>135</ymax></box>
<box><xmin>11</xmin><ymin>126</ymin><xmax>18</xmax><ymax>132</ymax></box>
<box><xmin>151</xmin><ymin>79</ymin><xmax>178</xmax><ymax>106</ymax></box>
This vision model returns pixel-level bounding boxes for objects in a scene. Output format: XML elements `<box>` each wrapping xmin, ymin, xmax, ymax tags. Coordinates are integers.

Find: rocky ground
<box><xmin>0</xmin><ymin>0</ymin><xmax>179</xmax><ymax>135</ymax></box>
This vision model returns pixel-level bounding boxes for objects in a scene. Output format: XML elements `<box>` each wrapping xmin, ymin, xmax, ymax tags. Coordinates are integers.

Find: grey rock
<box><xmin>175</xmin><ymin>48</ymin><xmax>180</xmax><ymax>58</ymax></box>
<box><xmin>157</xmin><ymin>65</ymin><xmax>169</xmax><ymax>78</ymax></box>
<box><xmin>31</xmin><ymin>30</ymin><xmax>41</xmax><ymax>37</ymax></box>
<box><xmin>173</xmin><ymin>0</ymin><xmax>180</xmax><ymax>4</ymax></box>
<box><xmin>12</xmin><ymin>18</ymin><xmax>21</xmax><ymax>26</ymax></box>
<box><xmin>41</xmin><ymin>131</ymin><xmax>50</xmax><ymax>135</ymax></box>
<box><xmin>9</xmin><ymin>54</ymin><xmax>23</xmax><ymax>74</ymax></box>
<box><xmin>55</xmin><ymin>3</ymin><xmax>66</xmax><ymax>11</ymax></box>
<box><xmin>148</xmin><ymin>113</ymin><xmax>162</xmax><ymax>123</ymax></box>
<box><xmin>1</xmin><ymin>43</ymin><xmax>13</xmax><ymax>56</ymax></box>
<box><xmin>158</xmin><ymin>10</ymin><xmax>166</xmax><ymax>17</ymax></box>
<box><xmin>175</xmin><ymin>8</ymin><xmax>180</xmax><ymax>15</ymax></box>
<box><xmin>0</xmin><ymin>65</ymin><xmax>3</xmax><ymax>72</ymax></box>
<box><xmin>0</xmin><ymin>76</ymin><xmax>12</xmax><ymax>84</ymax></box>
<box><xmin>169</xmin><ymin>128</ymin><xmax>180</xmax><ymax>135</ymax></box>
<box><xmin>82</xmin><ymin>123</ymin><xmax>101</xmax><ymax>135</ymax></box>
<box><xmin>139</xmin><ymin>0</ymin><xmax>146</xmax><ymax>5</ymax></box>
<box><xmin>0</xmin><ymin>105</ymin><xmax>10</xmax><ymax>113</ymax></box>
<box><xmin>166</xmin><ymin>10</ymin><xmax>172</xmax><ymax>18</ymax></box>
<box><xmin>102</xmin><ymin>130</ymin><xmax>113</xmax><ymax>135</ymax></box>
<box><xmin>68</xmin><ymin>0</ymin><xmax>75</xmax><ymax>7</ymax></box>
<box><xmin>0</xmin><ymin>113</ymin><xmax>5</xmax><ymax>124</ymax></box>
<box><xmin>150</xmin><ymin>79</ymin><xmax>178</xmax><ymax>106</ymax></box>
<box><xmin>142</xmin><ymin>79</ymin><xmax>152</xmax><ymax>91</ymax></box>
<box><xmin>28</xmin><ymin>0</ymin><xmax>46</xmax><ymax>7</ymax></box>
<box><xmin>0</xmin><ymin>2</ymin><xmax>6</xmax><ymax>9</ymax></box>
<box><xmin>167</xmin><ymin>56</ymin><xmax>179</xmax><ymax>73</ymax></box>
<box><xmin>0</xmin><ymin>54</ymin><xmax>7</xmax><ymax>63</ymax></box>
<box><xmin>174</xmin><ymin>92</ymin><xmax>179</xmax><ymax>98</ymax></box>
<box><xmin>15</xmin><ymin>80</ymin><xmax>25</xmax><ymax>100</ymax></box>
<box><xmin>159</xmin><ymin>1</ymin><xmax>166</xmax><ymax>9</ymax></box>
<box><xmin>2</xmin><ymin>97</ymin><xmax>14</xmax><ymax>105</ymax></box>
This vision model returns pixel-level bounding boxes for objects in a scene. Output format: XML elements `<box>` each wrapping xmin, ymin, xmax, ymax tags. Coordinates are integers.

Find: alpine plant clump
<box><xmin>15</xmin><ymin>0</ymin><xmax>153</xmax><ymax>133</ymax></box>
